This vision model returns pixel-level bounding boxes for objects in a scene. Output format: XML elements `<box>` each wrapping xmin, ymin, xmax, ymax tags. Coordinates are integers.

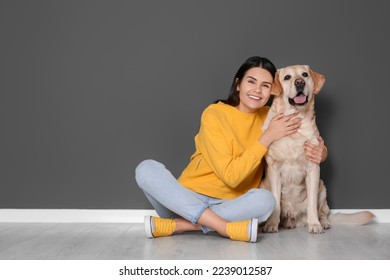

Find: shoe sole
<box><xmin>144</xmin><ymin>215</ymin><xmax>154</xmax><ymax>238</ymax></box>
<box><xmin>249</xmin><ymin>218</ymin><xmax>258</xmax><ymax>243</ymax></box>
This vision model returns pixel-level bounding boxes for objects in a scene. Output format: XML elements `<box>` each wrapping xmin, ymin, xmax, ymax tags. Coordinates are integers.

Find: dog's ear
<box><xmin>310</xmin><ymin>69</ymin><xmax>325</xmax><ymax>94</ymax></box>
<box><xmin>271</xmin><ymin>70</ymin><xmax>283</xmax><ymax>96</ymax></box>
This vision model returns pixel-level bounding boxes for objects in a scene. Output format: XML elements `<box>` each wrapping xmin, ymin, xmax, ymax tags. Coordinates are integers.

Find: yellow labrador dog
<box><xmin>260</xmin><ymin>65</ymin><xmax>374</xmax><ymax>233</ymax></box>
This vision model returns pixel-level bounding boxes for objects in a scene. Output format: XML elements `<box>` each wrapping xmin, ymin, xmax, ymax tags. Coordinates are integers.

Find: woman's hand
<box><xmin>304</xmin><ymin>135</ymin><xmax>328</xmax><ymax>164</ymax></box>
<box><xmin>259</xmin><ymin>113</ymin><xmax>302</xmax><ymax>148</ymax></box>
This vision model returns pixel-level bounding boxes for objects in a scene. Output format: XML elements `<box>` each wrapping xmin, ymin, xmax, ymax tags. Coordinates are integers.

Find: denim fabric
<box><xmin>135</xmin><ymin>159</ymin><xmax>275</xmax><ymax>233</ymax></box>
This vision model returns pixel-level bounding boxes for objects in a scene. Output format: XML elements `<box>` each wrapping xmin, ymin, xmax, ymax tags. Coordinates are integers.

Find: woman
<box><xmin>135</xmin><ymin>56</ymin><xmax>327</xmax><ymax>242</ymax></box>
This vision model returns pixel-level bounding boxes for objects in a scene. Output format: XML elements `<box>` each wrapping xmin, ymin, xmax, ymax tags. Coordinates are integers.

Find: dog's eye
<box><xmin>302</xmin><ymin>72</ymin><xmax>308</xmax><ymax>77</ymax></box>
<box><xmin>284</xmin><ymin>75</ymin><xmax>291</xmax><ymax>81</ymax></box>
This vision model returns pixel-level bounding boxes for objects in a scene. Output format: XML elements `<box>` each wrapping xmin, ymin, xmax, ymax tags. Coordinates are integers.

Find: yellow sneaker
<box><xmin>226</xmin><ymin>218</ymin><xmax>258</xmax><ymax>242</ymax></box>
<box><xmin>144</xmin><ymin>216</ymin><xmax>176</xmax><ymax>238</ymax></box>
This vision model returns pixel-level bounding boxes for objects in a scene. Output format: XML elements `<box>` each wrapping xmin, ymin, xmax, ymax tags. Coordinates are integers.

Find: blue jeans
<box><xmin>135</xmin><ymin>159</ymin><xmax>275</xmax><ymax>233</ymax></box>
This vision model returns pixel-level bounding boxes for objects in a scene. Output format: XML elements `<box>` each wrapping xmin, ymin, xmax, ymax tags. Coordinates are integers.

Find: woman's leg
<box><xmin>164</xmin><ymin>208</ymin><xmax>231</xmax><ymax>235</ymax></box>
<box><xmin>203</xmin><ymin>188</ymin><xmax>276</xmax><ymax>233</ymax></box>
<box><xmin>135</xmin><ymin>159</ymin><xmax>209</xmax><ymax>225</ymax></box>
<box><xmin>143</xmin><ymin>190</ymin><xmax>203</xmax><ymax>232</ymax></box>
<box><xmin>197</xmin><ymin>208</ymin><xmax>229</xmax><ymax>237</ymax></box>
<box><xmin>136</xmin><ymin>160</ymin><xmax>229</xmax><ymax>234</ymax></box>
<box><xmin>135</xmin><ymin>159</ymin><xmax>268</xmax><ymax>240</ymax></box>
<box><xmin>142</xmin><ymin>191</ymin><xmax>181</xmax><ymax>220</ymax></box>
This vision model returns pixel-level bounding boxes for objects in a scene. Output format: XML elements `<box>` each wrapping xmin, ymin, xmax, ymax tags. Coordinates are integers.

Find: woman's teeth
<box><xmin>249</xmin><ymin>95</ymin><xmax>261</xmax><ymax>100</ymax></box>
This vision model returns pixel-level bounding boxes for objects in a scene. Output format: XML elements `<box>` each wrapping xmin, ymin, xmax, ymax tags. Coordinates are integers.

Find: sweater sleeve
<box><xmin>197</xmin><ymin>109</ymin><xmax>268</xmax><ymax>188</ymax></box>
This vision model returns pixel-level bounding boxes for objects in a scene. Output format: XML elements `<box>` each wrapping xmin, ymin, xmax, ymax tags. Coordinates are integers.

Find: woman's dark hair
<box><xmin>216</xmin><ymin>56</ymin><xmax>277</xmax><ymax>106</ymax></box>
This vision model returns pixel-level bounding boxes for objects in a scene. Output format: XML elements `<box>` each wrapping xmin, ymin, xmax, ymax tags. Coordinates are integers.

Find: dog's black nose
<box><xmin>294</xmin><ymin>78</ymin><xmax>305</xmax><ymax>91</ymax></box>
<box><xmin>294</xmin><ymin>78</ymin><xmax>305</xmax><ymax>87</ymax></box>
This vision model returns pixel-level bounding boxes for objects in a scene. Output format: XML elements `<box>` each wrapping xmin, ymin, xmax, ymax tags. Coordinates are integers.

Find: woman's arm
<box><xmin>197</xmin><ymin>111</ymin><xmax>267</xmax><ymax>189</ymax></box>
<box><xmin>259</xmin><ymin>113</ymin><xmax>302</xmax><ymax>148</ymax></box>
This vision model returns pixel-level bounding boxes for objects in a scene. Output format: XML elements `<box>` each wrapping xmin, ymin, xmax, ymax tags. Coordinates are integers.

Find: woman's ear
<box><xmin>235</xmin><ymin>78</ymin><xmax>240</xmax><ymax>92</ymax></box>
<box><xmin>310</xmin><ymin>69</ymin><xmax>325</xmax><ymax>94</ymax></box>
<box><xmin>271</xmin><ymin>70</ymin><xmax>282</xmax><ymax>96</ymax></box>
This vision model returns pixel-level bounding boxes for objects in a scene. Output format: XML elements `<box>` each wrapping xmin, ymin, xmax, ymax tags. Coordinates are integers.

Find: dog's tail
<box><xmin>329</xmin><ymin>211</ymin><xmax>375</xmax><ymax>225</ymax></box>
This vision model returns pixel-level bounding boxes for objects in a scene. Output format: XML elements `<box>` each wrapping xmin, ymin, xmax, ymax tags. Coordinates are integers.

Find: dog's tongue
<box><xmin>294</xmin><ymin>94</ymin><xmax>306</xmax><ymax>104</ymax></box>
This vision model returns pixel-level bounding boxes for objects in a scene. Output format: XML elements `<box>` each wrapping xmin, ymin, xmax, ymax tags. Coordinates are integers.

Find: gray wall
<box><xmin>1</xmin><ymin>0</ymin><xmax>389</xmax><ymax>209</ymax></box>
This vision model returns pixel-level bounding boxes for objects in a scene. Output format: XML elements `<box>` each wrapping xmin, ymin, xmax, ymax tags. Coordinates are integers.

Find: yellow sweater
<box><xmin>178</xmin><ymin>102</ymin><xmax>269</xmax><ymax>199</ymax></box>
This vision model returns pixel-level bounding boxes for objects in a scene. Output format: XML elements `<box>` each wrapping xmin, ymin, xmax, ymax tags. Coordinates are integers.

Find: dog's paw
<box><xmin>308</xmin><ymin>223</ymin><xmax>324</xmax><ymax>234</ymax></box>
<box><xmin>320</xmin><ymin>218</ymin><xmax>331</xmax><ymax>230</ymax></box>
<box><xmin>262</xmin><ymin>223</ymin><xmax>279</xmax><ymax>233</ymax></box>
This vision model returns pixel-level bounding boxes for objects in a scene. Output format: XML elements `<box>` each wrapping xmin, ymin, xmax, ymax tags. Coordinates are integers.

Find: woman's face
<box><xmin>236</xmin><ymin>67</ymin><xmax>273</xmax><ymax>113</ymax></box>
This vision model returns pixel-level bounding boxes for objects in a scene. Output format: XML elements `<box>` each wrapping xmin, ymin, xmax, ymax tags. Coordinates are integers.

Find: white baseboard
<box><xmin>0</xmin><ymin>209</ymin><xmax>157</xmax><ymax>223</ymax></box>
<box><xmin>0</xmin><ymin>209</ymin><xmax>389</xmax><ymax>223</ymax></box>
